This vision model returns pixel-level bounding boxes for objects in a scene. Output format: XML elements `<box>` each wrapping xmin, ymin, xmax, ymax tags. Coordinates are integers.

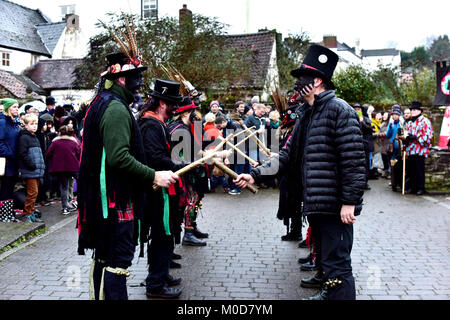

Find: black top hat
<box><xmin>147</xmin><ymin>79</ymin><xmax>183</xmax><ymax>104</ymax></box>
<box><xmin>410</xmin><ymin>101</ymin><xmax>422</xmax><ymax>110</ymax></box>
<box><xmin>290</xmin><ymin>44</ymin><xmax>339</xmax><ymax>89</ymax></box>
<box><xmin>102</xmin><ymin>52</ymin><xmax>148</xmax><ymax>80</ymax></box>
<box><xmin>175</xmin><ymin>96</ymin><xmax>199</xmax><ymax>114</ymax></box>
<box><xmin>46</xmin><ymin>96</ymin><xmax>56</xmax><ymax>105</ymax></box>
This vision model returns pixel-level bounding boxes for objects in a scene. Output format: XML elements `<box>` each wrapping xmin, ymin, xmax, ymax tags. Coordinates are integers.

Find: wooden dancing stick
<box><xmin>210</xmin><ymin>159</ymin><xmax>259</xmax><ymax>194</ymax></box>
<box><xmin>234</xmin><ymin>130</ymin><xmax>260</xmax><ymax>149</ymax></box>
<box><xmin>199</xmin><ymin>150</ymin><xmax>258</xmax><ymax>194</ymax></box>
<box><xmin>241</xmin><ymin>124</ymin><xmax>271</xmax><ymax>156</ymax></box>
<box><xmin>232</xmin><ymin>126</ymin><xmax>256</xmax><ymax>139</ymax></box>
<box><xmin>217</xmin><ymin>136</ymin><xmax>259</xmax><ymax>167</ymax></box>
<box><xmin>153</xmin><ymin>134</ymin><xmax>235</xmax><ymax>191</ymax></box>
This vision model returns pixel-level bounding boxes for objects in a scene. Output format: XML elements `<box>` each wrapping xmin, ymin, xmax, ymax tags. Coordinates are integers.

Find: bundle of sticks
<box><xmin>271</xmin><ymin>86</ymin><xmax>288</xmax><ymax>114</ymax></box>
<box><xmin>160</xmin><ymin>64</ymin><xmax>198</xmax><ymax>97</ymax></box>
<box><xmin>153</xmin><ymin>133</ymin><xmax>258</xmax><ymax>194</ymax></box>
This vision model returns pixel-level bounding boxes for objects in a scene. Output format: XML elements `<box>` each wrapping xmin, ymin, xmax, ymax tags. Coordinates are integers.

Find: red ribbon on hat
<box><xmin>302</xmin><ymin>64</ymin><xmax>318</xmax><ymax>71</ymax></box>
<box><xmin>177</xmin><ymin>102</ymin><xmax>197</xmax><ymax>113</ymax></box>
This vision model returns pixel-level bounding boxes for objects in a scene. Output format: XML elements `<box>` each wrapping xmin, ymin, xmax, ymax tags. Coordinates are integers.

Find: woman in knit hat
<box><xmin>0</xmin><ymin>98</ymin><xmax>22</xmax><ymax>201</ymax></box>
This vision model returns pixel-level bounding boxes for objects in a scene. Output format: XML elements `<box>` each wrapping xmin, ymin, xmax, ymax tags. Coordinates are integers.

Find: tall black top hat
<box><xmin>147</xmin><ymin>79</ymin><xmax>183</xmax><ymax>104</ymax></box>
<box><xmin>290</xmin><ymin>44</ymin><xmax>339</xmax><ymax>89</ymax></box>
<box><xmin>410</xmin><ymin>101</ymin><xmax>423</xmax><ymax>110</ymax></box>
<box><xmin>102</xmin><ymin>52</ymin><xmax>148</xmax><ymax>80</ymax></box>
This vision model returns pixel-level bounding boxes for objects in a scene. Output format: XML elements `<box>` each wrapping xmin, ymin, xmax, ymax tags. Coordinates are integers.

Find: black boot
<box><xmin>169</xmin><ymin>260</ymin><xmax>181</xmax><ymax>269</ymax></box>
<box><xmin>300</xmin><ymin>258</ymin><xmax>318</xmax><ymax>271</ymax></box>
<box><xmin>193</xmin><ymin>225</ymin><xmax>209</xmax><ymax>239</ymax></box>
<box><xmin>182</xmin><ymin>230</ymin><xmax>206</xmax><ymax>246</ymax></box>
<box><xmin>300</xmin><ymin>271</ymin><xmax>323</xmax><ymax>289</ymax></box>
<box><xmin>298</xmin><ymin>239</ymin><xmax>308</xmax><ymax>248</ymax></box>
<box><xmin>146</xmin><ymin>285</ymin><xmax>182</xmax><ymax>299</ymax></box>
<box><xmin>171</xmin><ymin>253</ymin><xmax>182</xmax><ymax>260</ymax></box>
<box><xmin>298</xmin><ymin>253</ymin><xmax>312</xmax><ymax>264</ymax></box>
<box><xmin>302</xmin><ymin>287</ymin><xmax>327</xmax><ymax>300</ymax></box>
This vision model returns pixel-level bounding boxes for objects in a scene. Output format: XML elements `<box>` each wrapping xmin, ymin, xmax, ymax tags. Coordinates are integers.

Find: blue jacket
<box><xmin>385</xmin><ymin>121</ymin><xmax>401</xmax><ymax>150</ymax></box>
<box><xmin>0</xmin><ymin>113</ymin><xmax>21</xmax><ymax>176</ymax></box>
<box><xmin>17</xmin><ymin>129</ymin><xmax>45</xmax><ymax>179</ymax></box>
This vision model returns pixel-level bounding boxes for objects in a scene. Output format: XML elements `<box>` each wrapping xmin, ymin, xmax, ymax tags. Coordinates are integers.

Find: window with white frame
<box><xmin>142</xmin><ymin>0</ymin><xmax>158</xmax><ymax>19</ymax></box>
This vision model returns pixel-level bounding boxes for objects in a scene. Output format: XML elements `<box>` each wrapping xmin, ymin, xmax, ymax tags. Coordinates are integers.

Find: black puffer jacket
<box><xmin>252</xmin><ymin>90</ymin><xmax>366</xmax><ymax>216</ymax></box>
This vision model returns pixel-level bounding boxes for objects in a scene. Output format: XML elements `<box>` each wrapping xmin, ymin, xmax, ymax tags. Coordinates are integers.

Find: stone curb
<box><xmin>0</xmin><ymin>215</ymin><xmax>77</xmax><ymax>262</ymax></box>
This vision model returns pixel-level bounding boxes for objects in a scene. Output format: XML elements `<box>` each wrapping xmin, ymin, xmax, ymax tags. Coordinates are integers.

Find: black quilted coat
<box><xmin>251</xmin><ymin>90</ymin><xmax>366</xmax><ymax>217</ymax></box>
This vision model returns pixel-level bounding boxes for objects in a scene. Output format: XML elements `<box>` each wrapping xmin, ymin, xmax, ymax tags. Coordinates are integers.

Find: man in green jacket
<box><xmin>77</xmin><ymin>52</ymin><xmax>178</xmax><ymax>300</ymax></box>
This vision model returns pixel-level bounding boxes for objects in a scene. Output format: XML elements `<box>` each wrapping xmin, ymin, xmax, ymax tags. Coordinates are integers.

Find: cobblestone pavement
<box><xmin>0</xmin><ymin>178</ymin><xmax>448</xmax><ymax>300</ymax></box>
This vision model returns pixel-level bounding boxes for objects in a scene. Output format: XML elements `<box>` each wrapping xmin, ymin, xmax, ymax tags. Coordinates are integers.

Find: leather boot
<box><xmin>182</xmin><ymin>230</ymin><xmax>206</xmax><ymax>246</ymax></box>
<box><xmin>298</xmin><ymin>239</ymin><xmax>308</xmax><ymax>248</ymax></box>
<box><xmin>300</xmin><ymin>271</ymin><xmax>323</xmax><ymax>289</ymax></box>
<box><xmin>193</xmin><ymin>225</ymin><xmax>209</xmax><ymax>239</ymax></box>
<box><xmin>302</xmin><ymin>287</ymin><xmax>327</xmax><ymax>300</ymax></box>
<box><xmin>300</xmin><ymin>258</ymin><xmax>318</xmax><ymax>271</ymax></box>
<box><xmin>298</xmin><ymin>253</ymin><xmax>312</xmax><ymax>264</ymax></box>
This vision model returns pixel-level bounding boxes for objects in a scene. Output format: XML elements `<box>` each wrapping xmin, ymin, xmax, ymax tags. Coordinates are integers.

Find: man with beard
<box><xmin>234</xmin><ymin>45</ymin><xmax>366</xmax><ymax>300</ymax></box>
<box><xmin>137</xmin><ymin>79</ymin><xmax>185</xmax><ymax>299</ymax></box>
<box><xmin>77</xmin><ymin>53</ymin><xmax>178</xmax><ymax>300</ymax></box>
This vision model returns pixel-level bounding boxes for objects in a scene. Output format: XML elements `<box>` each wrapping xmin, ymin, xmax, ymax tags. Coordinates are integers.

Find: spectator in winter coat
<box><xmin>404</xmin><ymin>101</ymin><xmax>433</xmax><ymax>195</ymax></box>
<box><xmin>385</xmin><ymin>105</ymin><xmax>405</xmax><ymax>192</ymax></box>
<box><xmin>17</xmin><ymin>114</ymin><xmax>45</xmax><ymax>222</ymax></box>
<box><xmin>0</xmin><ymin>98</ymin><xmax>21</xmax><ymax>201</ymax></box>
<box><xmin>353</xmin><ymin>104</ymin><xmax>373</xmax><ymax>189</ymax></box>
<box><xmin>46</xmin><ymin>125</ymin><xmax>81</xmax><ymax>214</ymax></box>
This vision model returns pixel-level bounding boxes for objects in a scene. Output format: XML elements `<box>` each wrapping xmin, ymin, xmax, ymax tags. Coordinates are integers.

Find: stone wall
<box><xmin>425</xmin><ymin>148</ymin><xmax>450</xmax><ymax>192</ymax></box>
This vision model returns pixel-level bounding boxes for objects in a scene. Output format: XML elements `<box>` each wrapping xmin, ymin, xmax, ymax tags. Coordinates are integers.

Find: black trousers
<box><xmin>308</xmin><ymin>214</ymin><xmax>356</xmax><ymax>300</ymax></box>
<box><xmin>146</xmin><ymin>236</ymin><xmax>174</xmax><ymax>291</ymax></box>
<box><xmin>406</xmin><ymin>155</ymin><xmax>425</xmax><ymax>192</ymax></box>
<box><xmin>92</xmin><ymin>214</ymin><xmax>135</xmax><ymax>300</ymax></box>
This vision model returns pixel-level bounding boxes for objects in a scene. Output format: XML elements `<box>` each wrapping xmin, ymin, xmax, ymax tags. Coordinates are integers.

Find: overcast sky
<box><xmin>11</xmin><ymin>0</ymin><xmax>446</xmax><ymax>52</ymax></box>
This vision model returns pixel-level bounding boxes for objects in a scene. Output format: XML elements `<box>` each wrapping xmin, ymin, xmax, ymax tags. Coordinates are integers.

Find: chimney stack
<box><xmin>179</xmin><ymin>4</ymin><xmax>192</xmax><ymax>26</ymax></box>
<box><xmin>322</xmin><ymin>35</ymin><xmax>337</xmax><ymax>49</ymax></box>
<box><xmin>65</xmin><ymin>14</ymin><xmax>79</xmax><ymax>30</ymax></box>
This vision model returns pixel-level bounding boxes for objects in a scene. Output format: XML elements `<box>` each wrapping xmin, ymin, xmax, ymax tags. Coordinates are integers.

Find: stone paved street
<box><xmin>0</xmin><ymin>178</ymin><xmax>449</xmax><ymax>300</ymax></box>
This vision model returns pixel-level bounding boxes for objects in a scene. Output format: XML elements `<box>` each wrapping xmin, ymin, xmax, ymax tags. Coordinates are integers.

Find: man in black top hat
<box><xmin>404</xmin><ymin>101</ymin><xmax>433</xmax><ymax>195</ymax></box>
<box><xmin>137</xmin><ymin>79</ymin><xmax>185</xmax><ymax>299</ymax></box>
<box><xmin>77</xmin><ymin>53</ymin><xmax>179</xmax><ymax>300</ymax></box>
<box><xmin>234</xmin><ymin>44</ymin><xmax>366</xmax><ymax>300</ymax></box>
<box><xmin>39</xmin><ymin>96</ymin><xmax>56</xmax><ymax>117</ymax></box>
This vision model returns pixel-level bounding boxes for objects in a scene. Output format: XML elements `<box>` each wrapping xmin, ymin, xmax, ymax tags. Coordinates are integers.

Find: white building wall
<box><xmin>261</xmin><ymin>40</ymin><xmax>279</xmax><ymax>102</ymax></box>
<box><xmin>0</xmin><ymin>47</ymin><xmax>45</xmax><ymax>74</ymax></box>
<box><xmin>51</xmin><ymin>89</ymin><xmax>95</xmax><ymax>108</ymax></box>
<box><xmin>363</xmin><ymin>54</ymin><xmax>401</xmax><ymax>71</ymax></box>
<box><xmin>51</xmin><ymin>27</ymin><xmax>87</xmax><ymax>59</ymax></box>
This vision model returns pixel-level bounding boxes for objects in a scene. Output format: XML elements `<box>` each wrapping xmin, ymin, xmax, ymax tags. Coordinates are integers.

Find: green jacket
<box><xmin>100</xmin><ymin>84</ymin><xmax>155</xmax><ymax>182</ymax></box>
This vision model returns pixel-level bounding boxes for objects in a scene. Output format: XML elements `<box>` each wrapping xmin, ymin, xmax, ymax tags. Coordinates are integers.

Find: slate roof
<box><xmin>224</xmin><ymin>31</ymin><xmax>276</xmax><ymax>89</ymax></box>
<box><xmin>0</xmin><ymin>0</ymin><xmax>51</xmax><ymax>57</ymax></box>
<box><xmin>11</xmin><ymin>73</ymin><xmax>46</xmax><ymax>95</ymax></box>
<box><xmin>25</xmin><ymin>59</ymin><xmax>84</xmax><ymax>90</ymax></box>
<box><xmin>361</xmin><ymin>49</ymin><xmax>400</xmax><ymax>57</ymax></box>
<box><xmin>36</xmin><ymin>22</ymin><xmax>66</xmax><ymax>55</ymax></box>
<box><xmin>0</xmin><ymin>69</ymin><xmax>27</xmax><ymax>98</ymax></box>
